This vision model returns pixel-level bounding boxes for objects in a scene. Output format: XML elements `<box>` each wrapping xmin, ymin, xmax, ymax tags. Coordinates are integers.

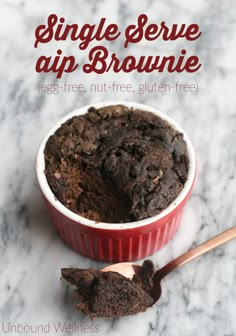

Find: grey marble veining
<box><xmin>0</xmin><ymin>0</ymin><xmax>236</xmax><ymax>335</ymax></box>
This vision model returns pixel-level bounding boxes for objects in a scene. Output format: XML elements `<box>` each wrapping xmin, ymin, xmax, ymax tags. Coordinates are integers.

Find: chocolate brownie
<box><xmin>44</xmin><ymin>105</ymin><xmax>189</xmax><ymax>222</ymax></box>
<box><xmin>61</xmin><ymin>260</ymin><xmax>155</xmax><ymax>318</ymax></box>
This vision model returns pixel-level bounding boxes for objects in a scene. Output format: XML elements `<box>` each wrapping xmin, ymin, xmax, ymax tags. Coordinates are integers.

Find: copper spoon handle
<box><xmin>157</xmin><ymin>226</ymin><xmax>236</xmax><ymax>279</ymax></box>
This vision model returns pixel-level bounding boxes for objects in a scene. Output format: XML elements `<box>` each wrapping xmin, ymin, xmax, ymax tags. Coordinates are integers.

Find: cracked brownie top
<box><xmin>44</xmin><ymin>105</ymin><xmax>189</xmax><ymax>223</ymax></box>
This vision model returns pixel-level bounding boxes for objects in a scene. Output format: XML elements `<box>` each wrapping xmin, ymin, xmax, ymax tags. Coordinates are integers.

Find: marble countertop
<box><xmin>1</xmin><ymin>0</ymin><xmax>236</xmax><ymax>335</ymax></box>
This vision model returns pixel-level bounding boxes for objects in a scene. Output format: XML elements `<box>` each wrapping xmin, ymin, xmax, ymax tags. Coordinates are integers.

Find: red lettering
<box><xmin>124</xmin><ymin>14</ymin><xmax>202</xmax><ymax>46</ymax></box>
<box><xmin>34</xmin><ymin>14</ymin><xmax>58</xmax><ymax>48</ymax></box>
<box><xmin>106</xmin><ymin>53</ymin><xmax>121</xmax><ymax>72</ymax></box>
<box><xmin>137</xmin><ymin>56</ymin><xmax>161</xmax><ymax>73</ymax></box>
<box><xmin>35</xmin><ymin>15</ymin><xmax>121</xmax><ymax>50</ymax></box>
<box><xmin>106</xmin><ymin>24</ymin><xmax>121</xmax><ymax>40</ymax></box>
<box><xmin>34</xmin><ymin>14</ymin><xmax>202</xmax><ymax>76</ymax></box>
<box><xmin>55</xmin><ymin>22</ymin><xmax>81</xmax><ymax>42</ymax></box>
<box><xmin>185</xmin><ymin>24</ymin><xmax>201</xmax><ymax>41</ymax></box>
<box><xmin>35</xmin><ymin>49</ymin><xmax>78</xmax><ymax>78</ymax></box>
<box><xmin>83</xmin><ymin>46</ymin><xmax>108</xmax><ymax>74</ymax></box>
<box><xmin>79</xmin><ymin>19</ymin><xmax>120</xmax><ymax>50</ymax></box>
<box><xmin>79</xmin><ymin>24</ymin><xmax>97</xmax><ymax>49</ymax></box>
<box><xmin>120</xmin><ymin>56</ymin><xmax>136</xmax><ymax>73</ymax></box>
<box><xmin>184</xmin><ymin>56</ymin><xmax>201</xmax><ymax>72</ymax></box>
<box><xmin>161</xmin><ymin>22</ymin><xmax>187</xmax><ymax>40</ymax></box>
<box><xmin>144</xmin><ymin>24</ymin><xmax>159</xmax><ymax>41</ymax></box>
<box><xmin>124</xmin><ymin>14</ymin><xmax>148</xmax><ymax>47</ymax></box>
<box><xmin>82</xmin><ymin>47</ymin><xmax>201</xmax><ymax>74</ymax></box>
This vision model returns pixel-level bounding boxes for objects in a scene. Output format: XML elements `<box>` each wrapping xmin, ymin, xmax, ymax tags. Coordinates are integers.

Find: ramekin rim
<box><xmin>36</xmin><ymin>101</ymin><xmax>196</xmax><ymax>231</ymax></box>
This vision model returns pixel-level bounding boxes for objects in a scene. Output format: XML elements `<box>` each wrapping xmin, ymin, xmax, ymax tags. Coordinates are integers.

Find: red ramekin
<box><xmin>36</xmin><ymin>102</ymin><xmax>196</xmax><ymax>262</ymax></box>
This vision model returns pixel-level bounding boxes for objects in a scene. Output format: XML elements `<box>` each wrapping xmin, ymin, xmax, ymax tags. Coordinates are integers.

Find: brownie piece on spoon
<box><xmin>61</xmin><ymin>260</ymin><xmax>155</xmax><ymax>318</ymax></box>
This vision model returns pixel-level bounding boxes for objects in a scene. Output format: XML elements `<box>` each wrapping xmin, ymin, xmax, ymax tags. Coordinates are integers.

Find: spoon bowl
<box><xmin>102</xmin><ymin>262</ymin><xmax>141</xmax><ymax>279</ymax></box>
<box><xmin>102</xmin><ymin>226</ymin><xmax>236</xmax><ymax>307</ymax></box>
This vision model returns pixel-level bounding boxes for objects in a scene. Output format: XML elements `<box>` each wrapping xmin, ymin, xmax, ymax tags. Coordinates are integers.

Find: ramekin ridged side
<box><xmin>44</xmin><ymin>197</ymin><xmax>187</xmax><ymax>262</ymax></box>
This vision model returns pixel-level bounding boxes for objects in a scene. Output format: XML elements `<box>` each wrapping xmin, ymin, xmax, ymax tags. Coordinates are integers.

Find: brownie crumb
<box><xmin>61</xmin><ymin>260</ymin><xmax>155</xmax><ymax>318</ymax></box>
<box><xmin>44</xmin><ymin>105</ymin><xmax>189</xmax><ymax>222</ymax></box>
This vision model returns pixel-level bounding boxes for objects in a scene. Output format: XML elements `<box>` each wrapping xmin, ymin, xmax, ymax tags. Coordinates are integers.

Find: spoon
<box><xmin>102</xmin><ymin>226</ymin><xmax>236</xmax><ymax>305</ymax></box>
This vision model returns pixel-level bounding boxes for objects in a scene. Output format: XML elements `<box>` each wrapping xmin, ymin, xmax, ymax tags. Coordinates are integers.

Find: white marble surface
<box><xmin>1</xmin><ymin>0</ymin><xmax>236</xmax><ymax>335</ymax></box>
